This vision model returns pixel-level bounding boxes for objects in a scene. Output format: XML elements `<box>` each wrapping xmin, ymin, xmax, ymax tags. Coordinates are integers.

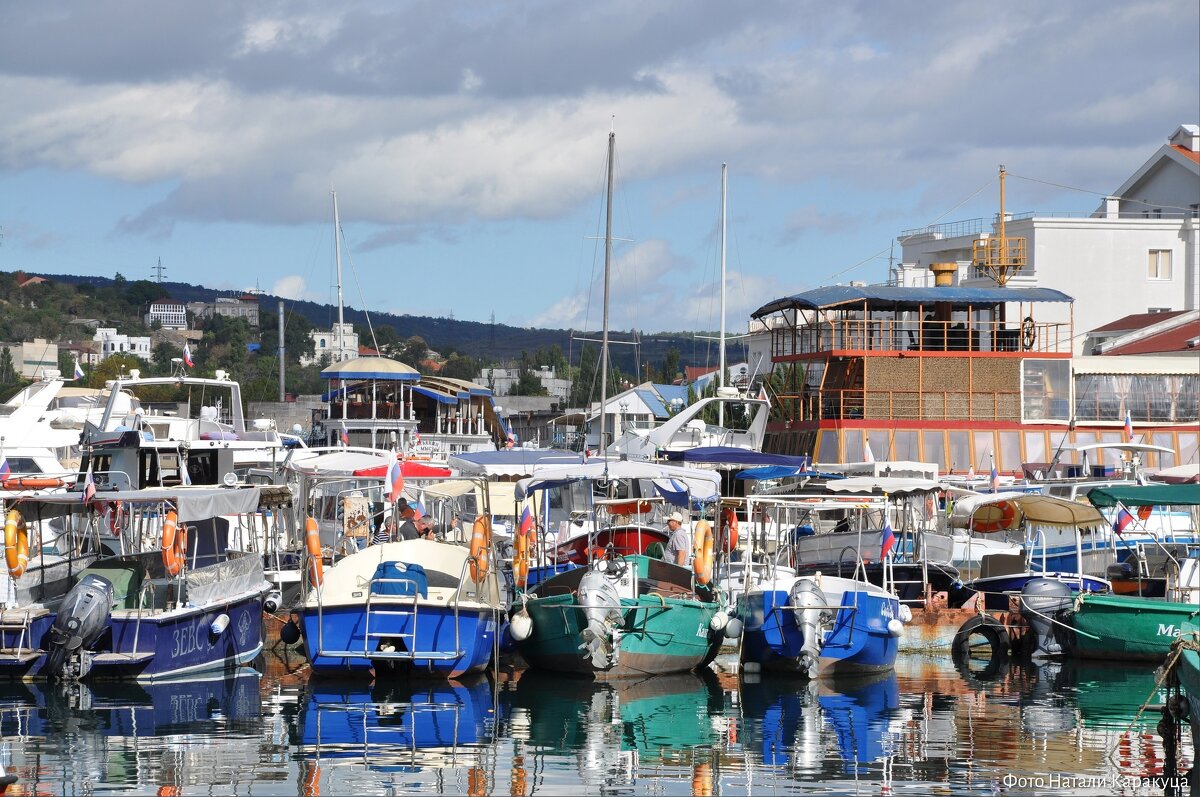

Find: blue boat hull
<box><xmin>737</xmin><ymin>589</ymin><xmax>899</xmax><ymax>676</ymax></box>
<box><xmin>301</xmin><ymin>604</ymin><xmax>496</xmax><ymax>678</ymax></box>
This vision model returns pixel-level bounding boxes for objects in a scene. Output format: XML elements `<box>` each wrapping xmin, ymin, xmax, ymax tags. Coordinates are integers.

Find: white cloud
<box><xmin>272</xmin><ymin>275</ymin><xmax>315</xmax><ymax>301</ymax></box>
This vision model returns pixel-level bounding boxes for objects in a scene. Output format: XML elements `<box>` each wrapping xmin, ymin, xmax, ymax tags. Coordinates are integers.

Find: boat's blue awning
<box><xmin>753</xmin><ymin>285</ymin><xmax>1074</xmax><ymax>318</ymax></box>
<box><xmin>663</xmin><ymin>446</ymin><xmax>812</xmax><ymax>468</ymax></box>
<box><xmin>411</xmin><ymin>385</ymin><xmax>459</xmax><ymax>405</ymax></box>
<box><xmin>735</xmin><ymin>465</ymin><xmax>808</xmax><ymax>481</ymax></box>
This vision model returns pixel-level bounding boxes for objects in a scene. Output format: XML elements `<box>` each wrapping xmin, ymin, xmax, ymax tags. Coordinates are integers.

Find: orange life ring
<box><xmin>970</xmin><ymin>500</ymin><xmax>1017</xmax><ymax>533</ymax></box>
<box><xmin>4</xmin><ymin>509</ymin><xmax>29</xmax><ymax>579</ymax></box>
<box><xmin>469</xmin><ymin>517</ymin><xmax>491</xmax><ymax>582</ymax></box>
<box><xmin>608</xmin><ymin>499</ymin><xmax>652</xmax><ymax>516</ymax></box>
<box><xmin>108</xmin><ymin>500</ymin><xmax>124</xmax><ymax>536</ymax></box>
<box><xmin>719</xmin><ymin>507</ymin><xmax>739</xmax><ymax>553</ymax></box>
<box><xmin>1136</xmin><ymin>505</ymin><xmax>1154</xmax><ymax>521</ymax></box>
<box><xmin>305</xmin><ymin>516</ymin><xmax>323</xmax><ymax>586</ymax></box>
<box><xmin>1</xmin><ymin>476</ymin><xmax>71</xmax><ymax>491</ymax></box>
<box><xmin>692</xmin><ymin>519</ymin><xmax>714</xmax><ymax>585</ymax></box>
<box><xmin>161</xmin><ymin>510</ymin><xmax>187</xmax><ymax>576</ymax></box>
<box><xmin>513</xmin><ymin>527</ymin><xmax>530</xmax><ymax>587</ymax></box>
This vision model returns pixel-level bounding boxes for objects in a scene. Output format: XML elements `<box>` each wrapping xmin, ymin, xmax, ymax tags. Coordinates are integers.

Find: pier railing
<box><xmin>776</xmin><ymin>388</ymin><xmax>1024</xmax><ymax>422</ymax></box>
<box><xmin>769</xmin><ymin>318</ymin><xmax>1072</xmax><ymax>358</ymax></box>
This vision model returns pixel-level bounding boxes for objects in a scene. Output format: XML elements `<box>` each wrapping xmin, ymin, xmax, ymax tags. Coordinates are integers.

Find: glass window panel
<box><xmin>1022</xmin><ymin>432</ymin><xmax>1047</xmax><ymax>464</ymax></box>
<box><xmin>973</xmin><ymin>432</ymin><xmax>996</xmax><ymax>472</ymax></box>
<box><xmin>922</xmin><ymin>431</ymin><xmax>946</xmax><ymax>471</ymax></box>
<box><xmin>1179</xmin><ymin>433</ymin><xmax>1198</xmax><ymax>468</ymax></box>
<box><xmin>844</xmin><ymin>431</ymin><xmax>864</xmax><ymax>463</ymax></box>
<box><xmin>999</xmin><ymin>432</ymin><xmax>1021</xmax><ymax>471</ymax></box>
<box><xmin>1150</xmin><ymin>432</ymin><xmax>1177</xmax><ymax>468</ymax></box>
<box><xmin>817</xmin><ymin>430</ymin><xmax>840</xmax><ymax>464</ymax></box>
<box><xmin>949</xmin><ymin>432</ymin><xmax>970</xmax><ymax>474</ymax></box>
<box><xmin>892</xmin><ymin>430</ymin><xmax>919</xmax><ymax>461</ymax></box>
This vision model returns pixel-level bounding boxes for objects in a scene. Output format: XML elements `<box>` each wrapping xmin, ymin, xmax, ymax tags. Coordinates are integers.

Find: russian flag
<box><xmin>82</xmin><ymin>467</ymin><xmax>96</xmax><ymax>504</ymax></box>
<box><xmin>387</xmin><ymin>458</ymin><xmax>404</xmax><ymax>505</ymax></box>
<box><xmin>519</xmin><ymin>504</ymin><xmax>534</xmax><ymax>536</ymax></box>
<box><xmin>1112</xmin><ymin>507</ymin><xmax>1135</xmax><ymax>534</ymax></box>
<box><xmin>340</xmin><ymin>422</ymin><xmax>350</xmax><ymax>447</ymax></box>
<box><xmin>73</xmin><ymin>358</ymin><xmax>85</xmax><ymax>380</ymax></box>
<box><xmin>990</xmin><ymin>464</ymin><xmax>1000</xmax><ymax>493</ymax></box>
<box><xmin>183</xmin><ymin>343</ymin><xmax>194</xmax><ymax>368</ymax></box>
<box><xmin>0</xmin><ymin>456</ymin><xmax>10</xmax><ymax>479</ymax></box>
<box><xmin>1124</xmin><ymin>409</ymin><xmax>1134</xmax><ymax>442</ymax></box>
<box><xmin>879</xmin><ymin>521</ymin><xmax>896</xmax><ymax>559</ymax></box>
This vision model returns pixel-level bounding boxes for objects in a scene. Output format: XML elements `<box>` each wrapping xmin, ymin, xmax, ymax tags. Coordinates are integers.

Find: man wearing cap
<box><xmin>663</xmin><ymin>511</ymin><xmax>691</xmax><ymax>566</ymax></box>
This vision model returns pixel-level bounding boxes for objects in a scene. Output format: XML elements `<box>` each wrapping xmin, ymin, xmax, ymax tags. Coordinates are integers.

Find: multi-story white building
<box><xmin>896</xmin><ymin>124</ymin><xmax>1199</xmax><ymax>352</ymax></box>
<box><xmin>479</xmin><ymin>365</ymin><xmax>571</xmax><ymax>401</ymax></box>
<box><xmin>143</xmin><ymin>301</ymin><xmax>188</xmax><ymax>330</ymax></box>
<box><xmin>93</xmin><ymin>328</ymin><xmax>152</xmax><ymax>361</ymax></box>
<box><xmin>0</xmin><ymin>338</ymin><xmax>60</xmax><ymax>379</ymax></box>
<box><xmin>188</xmin><ymin>296</ymin><xmax>261</xmax><ymax>328</ymax></box>
<box><xmin>302</xmin><ymin>323</ymin><xmax>359</xmax><ymax>366</ymax></box>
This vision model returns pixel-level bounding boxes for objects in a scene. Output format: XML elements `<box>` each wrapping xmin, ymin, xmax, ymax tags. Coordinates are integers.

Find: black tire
<box><xmin>952</xmin><ymin>615</ymin><xmax>1011</xmax><ymax>681</ymax></box>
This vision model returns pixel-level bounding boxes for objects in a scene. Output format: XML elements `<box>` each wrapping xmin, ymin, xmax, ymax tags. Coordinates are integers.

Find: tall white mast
<box><xmin>599</xmin><ymin>131</ymin><xmax>615</xmax><ymax>459</ymax></box>
<box><xmin>332</xmin><ymin>190</ymin><xmax>345</xmax><ymax>358</ymax></box>
<box><xmin>718</xmin><ymin>163</ymin><xmax>728</xmax><ymax>428</ymax></box>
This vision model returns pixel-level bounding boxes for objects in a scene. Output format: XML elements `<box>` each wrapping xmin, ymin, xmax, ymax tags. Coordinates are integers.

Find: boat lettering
<box><xmin>696</xmin><ymin>624</ymin><xmax>708</xmax><ymax>638</ymax></box>
<box><xmin>1158</xmin><ymin>623</ymin><xmax>1181</xmax><ymax>638</ymax></box>
<box><xmin>172</xmin><ymin>618</ymin><xmax>211</xmax><ymax>658</ymax></box>
<box><xmin>171</xmin><ymin>694</ymin><xmax>205</xmax><ymax>724</ymax></box>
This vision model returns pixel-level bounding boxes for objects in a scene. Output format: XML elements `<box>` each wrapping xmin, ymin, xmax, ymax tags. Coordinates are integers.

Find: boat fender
<box><xmin>264</xmin><ymin>591</ymin><xmax>281</xmax><ymax>613</ymax></box>
<box><xmin>709</xmin><ymin>610</ymin><xmax>729</xmax><ymax>633</ymax></box>
<box><xmin>742</xmin><ymin>661</ymin><xmax>761</xmax><ymax>674</ymax></box>
<box><xmin>510</xmin><ymin>609</ymin><xmax>534</xmax><ymax>642</ymax></box>
<box><xmin>887</xmin><ymin>618</ymin><xmax>904</xmax><ymax>637</ymax></box>
<box><xmin>898</xmin><ymin>604</ymin><xmax>912</xmax><ymax>624</ymax></box>
<box><xmin>280</xmin><ymin>619</ymin><xmax>302</xmax><ymax>646</ymax></box>
<box><xmin>210</xmin><ymin>613</ymin><xmax>230</xmax><ymax>636</ymax></box>
<box><xmin>4</xmin><ymin>510</ymin><xmax>29</xmax><ymax>579</ymax></box>
<box><xmin>724</xmin><ymin>617</ymin><xmax>743</xmax><ymax>639</ymax></box>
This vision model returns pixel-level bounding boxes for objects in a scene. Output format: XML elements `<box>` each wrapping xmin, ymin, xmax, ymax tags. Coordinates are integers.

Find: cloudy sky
<box><xmin>1</xmin><ymin>1</ymin><xmax>1195</xmax><ymax>333</ymax></box>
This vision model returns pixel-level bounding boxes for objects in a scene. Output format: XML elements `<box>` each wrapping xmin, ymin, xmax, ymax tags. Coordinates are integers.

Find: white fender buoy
<box><xmin>742</xmin><ymin>660</ymin><xmax>761</xmax><ymax>673</ymax></box>
<box><xmin>724</xmin><ymin>617</ymin><xmax>743</xmax><ymax>639</ymax></box>
<box><xmin>510</xmin><ymin>609</ymin><xmax>534</xmax><ymax>642</ymax></box>
<box><xmin>709</xmin><ymin>611</ymin><xmax>729</xmax><ymax>633</ymax></box>
<box><xmin>887</xmin><ymin>618</ymin><xmax>904</xmax><ymax>637</ymax></box>
<box><xmin>210</xmin><ymin>614</ymin><xmax>230</xmax><ymax>636</ymax></box>
<box><xmin>899</xmin><ymin>604</ymin><xmax>913</xmax><ymax>624</ymax></box>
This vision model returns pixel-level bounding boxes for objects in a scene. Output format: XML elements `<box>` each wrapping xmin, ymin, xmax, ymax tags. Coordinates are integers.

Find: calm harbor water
<box><xmin>0</xmin><ymin>647</ymin><xmax>1188</xmax><ymax>796</ymax></box>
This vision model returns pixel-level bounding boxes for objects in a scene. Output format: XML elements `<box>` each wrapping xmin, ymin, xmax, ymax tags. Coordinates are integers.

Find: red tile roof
<box><xmin>1090</xmin><ymin>310</ymin><xmax>1186</xmax><ymax>334</ymax></box>
<box><xmin>1103</xmin><ymin>320</ymin><xmax>1200</xmax><ymax>355</ymax></box>
<box><xmin>1172</xmin><ymin>144</ymin><xmax>1200</xmax><ymax>164</ymax></box>
<box><xmin>685</xmin><ymin>365</ymin><xmax>714</xmax><ymax>383</ymax></box>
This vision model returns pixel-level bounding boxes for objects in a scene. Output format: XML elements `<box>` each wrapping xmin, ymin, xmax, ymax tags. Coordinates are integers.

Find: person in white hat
<box><xmin>663</xmin><ymin>511</ymin><xmax>691</xmax><ymax>565</ymax></box>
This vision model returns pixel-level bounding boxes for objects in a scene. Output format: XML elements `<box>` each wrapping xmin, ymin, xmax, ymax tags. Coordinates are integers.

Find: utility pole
<box><xmin>278</xmin><ymin>299</ymin><xmax>286</xmax><ymax>402</ymax></box>
<box><xmin>152</xmin><ymin>257</ymin><xmax>166</xmax><ymax>283</ymax></box>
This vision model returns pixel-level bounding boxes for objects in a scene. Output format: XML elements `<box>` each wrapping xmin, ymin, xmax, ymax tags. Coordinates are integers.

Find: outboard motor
<box><xmin>789</xmin><ymin>578</ymin><xmax>829</xmax><ymax>679</ymax></box>
<box><xmin>1019</xmin><ymin>577</ymin><xmax>1073</xmax><ymax>658</ymax></box>
<box><xmin>578</xmin><ymin>569</ymin><xmax>624</xmax><ymax>670</ymax></box>
<box><xmin>46</xmin><ymin>574</ymin><xmax>114</xmax><ymax>680</ymax></box>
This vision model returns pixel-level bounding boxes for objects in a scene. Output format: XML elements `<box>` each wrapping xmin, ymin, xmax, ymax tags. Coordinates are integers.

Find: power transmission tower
<box><xmin>152</xmin><ymin>257</ymin><xmax>167</xmax><ymax>283</ymax></box>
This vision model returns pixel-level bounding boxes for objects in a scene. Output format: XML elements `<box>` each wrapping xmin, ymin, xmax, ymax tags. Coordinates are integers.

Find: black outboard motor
<box><xmin>46</xmin><ymin>574</ymin><xmax>114</xmax><ymax>680</ymax></box>
<box><xmin>1019</xmin><ymin>577</ymin><xmax>1073</xmax><ymax>658</ymax></box>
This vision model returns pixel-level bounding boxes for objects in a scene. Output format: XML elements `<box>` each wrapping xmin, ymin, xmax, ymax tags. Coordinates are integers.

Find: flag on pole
<box><xmin>990</xmin><ymin>452</ymin><xmax>1000</xmax><ymax>492</ymax></box>
<box><xmin>519</xmin><ymin>503</ymin><xmax>534</xmax><ymax>537</ymax></box>
<box><xmin>82</xmin><ymin>467</ymin><xmax>96</xmax><ymax>504</ymax></box>
<box><xmin>879</xmin><ymin>521</ymin><xmax>896</xmax><ymax>559</ymax></box>
<box><xmin>1112</xmin><ymin>507</ymin><xmax>1135</xmax><ymax>535</ymax></box>
<box><xmin>340</xmin><ymin>422</ymin><xmax>350</xmax><ymax>447</ymax></box>
<box><xmin>182</xmin><ymin>343</ymin><xmax>194</xmax><ymax>368</ymax></box>
<box><xmin>73</xmin><ymin>357</ymin><xmax>85</xmax><ymax>380</ymax></box>
<box><xmin>0</xmin><ymin>456</ymin><xmax>10</xmax><ymax>480</ymax></box>
<box><xmin>863</xmin><ymin>437</ymin><xmax>875</xmax><ymax>463</ymax></box>
<box><xmin>1124</xmin><ymin>409</ymin><xmax>1134</xmax><ymax>442</ymax></box>
<box><xmin>387</xmin><ymin>457</ymin><xmax>405</xmax><ymax>505</ymax></box>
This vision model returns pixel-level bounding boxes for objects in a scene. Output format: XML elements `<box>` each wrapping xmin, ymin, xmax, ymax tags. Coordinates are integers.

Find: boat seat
<box><xmin>978</xmin><ymin>553</ymin><xmax>1028</xmax><ymax>580</ymax></box>
<box><xmin>369</xmin><ymin>562</ymin><xmax>428</xmax><ymax>598</ymax></box>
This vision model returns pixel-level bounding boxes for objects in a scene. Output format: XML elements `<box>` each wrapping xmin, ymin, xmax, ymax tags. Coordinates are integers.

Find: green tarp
<box><xmin>1086</xmin><ymin>483</ymin><xmax>1200</xmax><ymax>508</ymax></box>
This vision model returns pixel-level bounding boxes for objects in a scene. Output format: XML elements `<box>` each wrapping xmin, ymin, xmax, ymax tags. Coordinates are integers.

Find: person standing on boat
<box><xmin>371</xmin><ymin>512</ymin><xmax>396</xmax><ymax>545</ymax></box>
<box><xmin>395</xmin><ymin>506</ymin><xmax>420</xmax><ymax>541</ymax></box>
<box><xmin>663</xmin><ymin>511</ymin><xmax>691</xmax><ymax>566</ymax></box>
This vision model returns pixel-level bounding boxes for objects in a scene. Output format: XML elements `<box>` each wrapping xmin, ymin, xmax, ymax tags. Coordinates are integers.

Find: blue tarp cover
<box><xmin>664</xmin><ymin>446</ymin><xmax>812</xmax><ymax>468</ymax></box>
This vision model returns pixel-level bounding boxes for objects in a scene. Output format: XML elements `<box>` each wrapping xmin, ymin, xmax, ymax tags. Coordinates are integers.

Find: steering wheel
<box><xmin>1021</xmin><ymin>316</ymin><xmax>1036</xmax><ymax>350</ymax></box>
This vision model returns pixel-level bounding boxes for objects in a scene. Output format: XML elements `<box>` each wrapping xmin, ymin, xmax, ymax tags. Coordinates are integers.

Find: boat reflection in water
<box><xmin>504</xmin><ymin>669</ymin><xmax>725</xmax><ymax>792</ymax></box>
<box><xmin>0</xmin><ymin>669</ymin><xmax>261</xmax><ymax>793</ymax></box>
<box><xmin>739</xmin><ymin>671</ymin><xmax>900</xmax><ymax>777</ymax></box>
<box><xmin>292</xmin><ymin>676</ymin><xmax>496</xmax><ymax>793</ymax></box>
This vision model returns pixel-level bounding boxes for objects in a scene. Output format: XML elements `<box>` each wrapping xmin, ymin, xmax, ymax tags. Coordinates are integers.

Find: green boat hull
<box><xmin>516</xmin><ymin>556</ymin><xmax>724</xmax><ymax>678</ymax></box>
<box><xmin>1069</xmin><ymin>593</ymin><xmax>1200</xmax><ymax>662</ymax></box>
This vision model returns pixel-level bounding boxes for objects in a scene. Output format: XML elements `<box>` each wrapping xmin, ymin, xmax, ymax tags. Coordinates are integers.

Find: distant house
<box><xmin>301</xmin><ymin>323</ymin><xmax>359</xmax><ymax>366</ymax></box>
<box><xmin>94</xmin><ymin>328</ymin><xmax>152</xmax><ymax>362</ymax></box>
<box><xmin>14</xmin><ymin>274</ymin><xmax>46</xmax><ymax>289</ymax></box>
<box><xmin>1086</xmin><ymin>310</ymin><xmax>1200</xmax><ymax>357</ymax></box>
<box><xmin>59</xmin><ymin>341</ymin><xmax>100</xmax><ymax>367</ymax></box>
<box><xmin>144</xmin><ymin>301</ymin><xmax>188</xmax><ymax>330</ymax></box>
<box><xmin>478</xmin><ymin>366</ymin><xmax>571</xmax><ymax>400</ymax></box>
<box><xmin>188</xmin><ymin>295</ymin><xmax>260</xmax><ymax>329</ymax></box>
<box><xmin>0</xmin><ymin>338</ymin><xmax>60</xmax><ymax>379</ymax></box>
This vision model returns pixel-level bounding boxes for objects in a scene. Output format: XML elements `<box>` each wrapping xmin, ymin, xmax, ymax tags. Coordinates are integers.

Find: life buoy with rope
<box><xmin>1</xmin><ymin>476</ymin><xmax>71</xmax><ymax>491</ymax></box>
<box><xmin>108</xmin><ymin>500</ymin><xmax>124</xmax><ymax>536</ymax></box>
<box><xmin>469</xmin><ymin>517</ymin><xmax>491</xmax><ymax>582</ymax></box>
<box><xmin>4</xmin><ymin>509</ymin><xmax>29</xmax><ymax>579</ymax></box>
<box><xmin>161</xmin><ymin>510</ymin><xmax>187</xmax><ymax>577</ymax></box>
<box><xmin>1021</xmin><ymin>316</ymin><xmax>1036</xmax><ymax>350</ymax></box>
<box><xmin>305</xmin><ymin>516</ymin><xmax>323</xmax><ymax>586</ymax></box>
<box><xmin>513</xmin><ymin>525</ymin><xmax>530</xmax><ymax>587</ymax></box>
<box><xmin>970</xmin><ymin>500</ymin><xmax>1017</xmax><ymax>533</ymax></box>
<box><xmin>692</xmin><ymin>519</ymin><xmax>714</xmax><ymax>586</ymax></box>
<box><xmin>719</xmin><ymin>507</ymin><xmax>739</xmax><ymax>553</ymax></box>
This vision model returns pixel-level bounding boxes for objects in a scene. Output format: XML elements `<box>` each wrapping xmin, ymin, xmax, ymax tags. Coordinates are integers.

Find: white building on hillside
<box><xmin>302</xmin><ymin>322</ymin><xmax>359</xmax><ymax>366</ymax></box>
<box><xmin>144</xmin><ymin>301</ymin><xmax>188</xmax><ymax>329</ymax></box>
<box><xmin>479</xmin><ymin>365</ymin><xmax>571</xmax><ymax>401</ymax></box>
<box><xmin>93</xmin><ymin>328</ymin><xmax>152</xmax><ymax>361</ymax></box>
<box><xmin>896</xmin><ymin>124</ymin><xmax>1200</xmax><ymax>352</ymax></box>
<box><xmin>0</xmin><ymin>338</ymin><xmax>60</xmax><ymax>379</ymax></box>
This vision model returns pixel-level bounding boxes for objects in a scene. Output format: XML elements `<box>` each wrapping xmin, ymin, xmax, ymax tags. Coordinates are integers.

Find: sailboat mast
<box><xmin>718</xmin><ymin>162</ymin><xmax>728</xmax><ymax>428</ymax></box>
<box><xmin>599</xmin><ymin>131</ymin><xmax>615</xmax><ymax>458</ymax></box>
<box><xmin>332</xmin><ymin>190</ymin><xmax>345</xmax><ymax>357</ymax></box>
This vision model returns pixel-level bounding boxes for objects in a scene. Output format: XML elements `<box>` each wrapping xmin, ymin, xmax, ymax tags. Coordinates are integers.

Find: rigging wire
<box><xmin>1007</xmin><ymin>172</ymin><xmax>1199</xmax><ymax>213</ymax></box>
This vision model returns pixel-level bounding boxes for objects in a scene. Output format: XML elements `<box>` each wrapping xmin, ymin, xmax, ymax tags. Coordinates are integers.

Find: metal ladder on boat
<box><xmin>0</xmin><ymin>610</ymin><xmax>38</xmax><ymax>662</ymax></box>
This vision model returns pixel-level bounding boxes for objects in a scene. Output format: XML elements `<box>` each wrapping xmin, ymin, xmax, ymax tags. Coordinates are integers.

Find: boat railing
<box><xmin>768</xmin><ymin>317</ymin><xmax>1073</xmax><ymax>357</ymax></box>
<box><xmin>130</xmin><ymin>580</ymin><xmax>156</xmax><ymax>654</ymax></box>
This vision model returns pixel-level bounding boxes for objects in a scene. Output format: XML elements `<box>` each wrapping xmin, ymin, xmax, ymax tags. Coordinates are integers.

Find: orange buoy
<box><xmin>469</xmin><ymin>517</ymin><xmax>491</xmax><ymax>582</ymax></box>
<box><xmin>161</xmin><ymin>511</ymin><xmax>187</xmax><ymax>576</ymax></box>
<box><xmin>513</xmin><ymin>526</ymin><xmax>530</xmax><ymax>587</ymax></box>
<box><xmin>305</xmin><ymin>516</ymin><xmax>323</xmax><ymax>586</ymax></box>
<box><xmin>4</xmin><ymin>509</ymin><xmax>29</xmax><ymax>579</ymax></box>
<box><xmin>719</xmin><ymin>506</ymin><xmax>739</xmax><ymax>553</ymax></box>
<box><xmin>692</xmin><ymin>520</ymin><xmax>714</xmax><ymax>586</ymax></box>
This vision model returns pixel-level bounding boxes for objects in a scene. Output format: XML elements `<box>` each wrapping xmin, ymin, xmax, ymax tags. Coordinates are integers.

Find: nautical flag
<box><xmin>82</xmin><ymin>467</ymin><xmax>96</xmax><ymax>504</ymax></box>
<box><xmin>863</xmin><ymin>438</ymin><xmax>875</xmax><ymax>463</ymax></box>
<box><xmin>73</xmin><ymin>357</ymin><xmax>85</xmax><ymax>380</ymax></box>
<box><xmin>340</xmin><ymin>422</ymin><xmax>350</xmax><ymax>447</ymax></box>
<box><xmin>584</xmin><ymin>447</ymin><xmax>591</xmax><ymax>461</ymax></box>
<box><xmin>414</xmin><ymin>431</ymin><xmax>421</xmax><ymax>446</ymax></box>
<box><xmin>387</xmin><ymin>457</ymin><xmax>404</xmax><ymax>505</ymax></box>
<box><xmin>1124</xmin><ymin>409</ymin><xmax>1134</xmax><ymax>442</ymax></box>
<box><xmin>411</xmin><ymin>500</ymin><xmax>426</xmax><ymax>520</ymax></box>
<box><xmin>182</xmin><ymin>459</ymin><xmax>192</xmax><ymax>486</ymax></box>
<box><xmin>758</xmin><ymin>383</ymin><xmax>769</xmax><ymax>402</ymax></box>
<box><xmin>879</xmin><ymin>521</ymin><xmax>896</xmax><ymax>559</ymax></box>
<box><xmin>183</xmin><ymin>343</ymin><xmax>194</xmax><ymax>368</ymax></box>
<box><xmin>519</xmin><ymin>504</ymin><xmax>534</xmax><ymax>537</ymax></box>
<box><xmin>1112</xmin><ymin>507</ymin><xmax>1135</xmax><ymax>535</ymax></box>
<box><xmin>990</xmin><ymin>464</ymin><xmax>1000</xmax><ymax>493</ymax></box>
<box><xmin>0</xmin><ymin>456</ymin><xmax>9</xmax><ymax>479</ymax></box>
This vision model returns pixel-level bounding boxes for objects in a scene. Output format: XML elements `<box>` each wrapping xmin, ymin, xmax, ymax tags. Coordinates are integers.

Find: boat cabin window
<box><xmin>1</xmin><ymin>456</ymin><xmax>41</xmax><ymax>474</ymax></box>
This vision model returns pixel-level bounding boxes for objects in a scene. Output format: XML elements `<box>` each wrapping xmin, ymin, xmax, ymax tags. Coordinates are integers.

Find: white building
<box><xmin>896</xmin><ymin>124</ymin><xmax>1200</xmax><ymax>352</ymax></box>
<box><xmin>93</xmin><ymin>328</ymin><xmax>152</xmax><ymax>361</ymax></box>
<box><xmin>0</xmin><ymin>338</ymin><xmax>60</xmax><ymax>379</ymax></box>
<box><xmin>302</xmin><ymin>323</ymin><xmax>359</xmax><ymax>366</ymax></box>
<box><xmin>144</xmin><ymin>301</ymin><xmax>188</xmax><ymax>329</ymax></box>
<box><xmin>479</xmin><ymin>365</ymin><xmax>571</xmax><ymax>401</ymax></box>
<box><xmin>188</xmin><ymin>296</ymin><xmax>260</xmax><ymax>328</ymax></box>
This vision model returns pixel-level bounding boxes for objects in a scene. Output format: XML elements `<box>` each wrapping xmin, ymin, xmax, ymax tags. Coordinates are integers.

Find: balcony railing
<box><xmin>770</xmin><ymin>318</ymin><xmax>1071</xmax><ymax>358</ymax></box>
<box><xmin>774</xmin><ymin>389</ymin><xmax>1023</xmax><ymax>423</ymax></box>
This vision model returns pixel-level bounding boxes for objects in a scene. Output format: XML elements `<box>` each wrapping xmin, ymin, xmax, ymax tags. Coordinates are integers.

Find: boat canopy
<box><xmin>663</xmin><ymin>446</ymin><xmax>811</xmax><ymax>468</ymax></box>
<box><xmin>448</xmin><ymin>449</ymin><xmax>583</xmax><ymax>478</ymax></box>
<box><xmin>1087</xmin><ymin>483</ymin><xmax>1200</xmax><ymax>508</ymax></box>
<box><xmin>320</xmin><ymin>356</ymin><xmax>421</xmax><ymax>382</ymax></box>
<box><xmin>949</xmin><ymin>492</ymin><xmax>1105</xmax><ymax>531</ymax></box>
<box><xmin>515</xmin><ymin>460</ymin><xmax>721</xmax><ymax>503</ymax></box>
<box><xmin>824</xmin><ymin>476</ymin><xmax>942</xmax><ymax>496</ymax></box>
<box><xmin>752</xmin><ymin>285</ymin><xmax>1073</xmax><ymax>318</ymax></box>
<box><xmin>17</xmin><ymin>486</ymin><xmax>263</xmax><ymax>523</ymax></box>
<box><xmin>1152</xmin><ymin>464</ymin><xmax>1200</xmax><ymax>484</ymax></box>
